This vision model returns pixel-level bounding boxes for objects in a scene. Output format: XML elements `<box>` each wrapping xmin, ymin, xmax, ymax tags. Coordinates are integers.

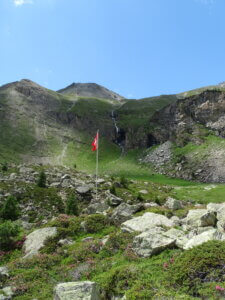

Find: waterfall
<box><xmin>111</xmin><ymin>110</ymin><xmax>119</xmax><ymax>134</ymax></box>
<box><xmin>111</xmin><ymin>110</ymin><xmax>125</xmax><ymax>154</ymax></box>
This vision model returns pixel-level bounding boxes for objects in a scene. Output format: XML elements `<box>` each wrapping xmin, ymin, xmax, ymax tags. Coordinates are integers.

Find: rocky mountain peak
<box><xmin>57</xmin><ymin>82</ymin><xmax>124</xmax><ymax>101</ymax></box>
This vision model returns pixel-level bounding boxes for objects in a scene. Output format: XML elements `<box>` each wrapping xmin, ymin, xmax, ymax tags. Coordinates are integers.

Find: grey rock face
<box><xmin>121</xmin><ymin>212</ymin><xmax>174</xmax><ymax>233</ymax></box>
<box><xmin>0</xmin><ymin>267</ymin><xmax>9</xmax><ymax>282</ymax></box>
<box><xmin>184</xmin><ymin>228</ymin><xmax>225</xmax><ymax>250</ymax></box>
<box><xmin>186</xmin><ymin>209</ymin><xmax>216</xmax><ymax>228</ymax></box>
<box><xmin>132</xmin><ymin>227</ymin><xmax>175</xmax><ymax>257</ymax></box>
<box><xmin>111</xmin><ymin>203</ymin><xmax>142</xmax><ymax>224</ymax></box>
<box><xmin>54</xmin><ymin>281</ymin><xmax>100</xmax><ymax>300</ymax></box>
<box><xmin>0</xmin><ymin>286</ymin><xmax>14</xmax><ymax>300</ymax></box>
<box><xmin>165</xmin><ymin>197</ymin><xmax>183</xmax><ymax>210</ymax></box>
<box><xmin>164</xmin><ymin>228</ymin><xmax>188</xmax><ymax>249</ymax></box>
<box><xmin>107</xmin><ymin>194</ymin><xmax>122</xmax><ymax>207</ymax></box>
<box><xmin>86</xmin><ymin>202</ymin><xmax>109</xmax><ymax>215</ymax></box>
<box><xmin>76</xmin><ymin>185</ymin><xmax>92</xmax><ymax>194</ymax></box>
<box><xmin>23</xmin><ymin>227</ymin><xmax>57</xmax><ymax>259</ymax></box>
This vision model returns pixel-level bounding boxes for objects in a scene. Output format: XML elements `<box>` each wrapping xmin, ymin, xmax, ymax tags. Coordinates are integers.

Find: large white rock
<box><xmin>54</xmin><ymin>281</ymin><xmax>100</xmax><ymax>300</ymax></box>
<box><xmin>207</xmin><ymin>202</ymin><xmax>225</xmax><ymax>213</ymax></box>
<box><xmin>164</xmin><ymin>228</ymin><xmax>188</xmax><ymax>249</ymax></box>
<box><xmin>186</xmin><ymin>209</ymin><xmax>216</xmax><ymax>228</ymax></box>
<box><xmin>121</xmin><ymin>212</ymin><xmax>174</xmax><ymax>233</ymax></box>
<box><xmin>184</xmin><ymin>228</ymin><xmax>225</xmax><ymax>250</ymax></box>
<box><xmin>23</xmin><ymin>227</ymin><xmax>57</xmax><ymax>259</ymax></box>
<box><xmin>215</xmin><ymin>206</ymin><xmax>225</xmax><ymax>232</ymax></box>
<box><xmin>111</xmin><ymin>203</ymin><xmax>142</xmax><ymax>224</ymax></box>
<box><xmin>165</xmin><ymin>197</ymin><xmax>183</xmax><ymax>210</ymax></box>
<box><xmin>132</xmin><ymin>227</ymin><xmax>175</xmax><ymax>257</ymax></box>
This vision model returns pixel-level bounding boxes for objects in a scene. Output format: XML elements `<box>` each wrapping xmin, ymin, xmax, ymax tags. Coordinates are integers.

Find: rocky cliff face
<box><xmin>148</xmin><ymin>90</ymin><xmax>225</xmax><ymax>146</ymax></box>
<box><xmin>139</xmin><ymin>90</ymin><xmax>225</xmax><ymax>183</ymax></box>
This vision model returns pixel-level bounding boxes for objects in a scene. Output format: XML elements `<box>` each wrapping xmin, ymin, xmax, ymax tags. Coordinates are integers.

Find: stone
<box><xmin>61</xmin><ymin>174</ymin><xmax>70</xmax><ymax>180</ymax></box>
<box><xmin>0</xmin><ymin>267</ymin><xmax>9</xmax><ymax>282</ymax></box>
<box><xmin>165</xmin><ymin>197</ymin><xmax>183</xmax><ymax>210</ymax></box>
<box><xmin>50</xmin><ymin>182</ymin><xmax>61</xmax><ymax>188</ymax></box>
<box><xmin>186</xmin><ymin>209</ymin><xmax>216</xmax><ymax>227</ymax></box>
<box><xmin>86</xmin><ymin>202</ymin><xmax>109</xmax><ymax>214</ymax></box>
<box><xmin>184</xmin><ymin>229</ymin><xmax>225</xmax><ymax>250</ymax></box>
<box><xmin>207</xmin><ymin>202</ymin><xmax>225</xmax><ymax>213</ymax></box>
<box><xmin>23</xmin><ymin>227</ymin><xmax>57</xmax><ymax>259</ymax></box>
<box><xmin>9</xmin><ymin>173</ymin><xmax>17</xmax><ymax>180</ymax></box>
<box><xmin>0</xmin><ymin>286</ymin><xmax>14</xmax><ymax>300</ymax></box>
<box><xmin>170</xmin><ymin>216</ymin><xmax>181</xmax><ymax>226</ymax></box>
<box><xmin>164</xmin><ymin>228</ymin><xmax>188</xmax><ymax>249</ymax></box>
<box><xmin>58</xmin><ymin>239</ymin><xmax>73</xmax><ymax>246</ymax></box>
<box><xmin>138</xmin><ymin>190</ymin><xmax>148</xmax><ymax>195</ymax></box>
<box><xmin>82</xmin><ymin>237</ymin><xmax>94</xmax><ymax>242</ymax></box>
<box><xmin>121</xmin><ymin>212</ymin><xmax>174</xmax><ymax>233</ymax></box>
<box><xmin>132</xmin><ymin>227</ymin><xmax>175</xmax><ymax>257</ymax></box>
<box><xmin>143</xmin><ymin>202</ymin><xmax>159</xmax><ymax>209</ymax></box>
<box><xmin>107</xmin><ymin>194</ymin><xmax>122</xmax><ymax>207</ymax></box>
<box><xmin>76</xmin><ymin>185</ymin><xmax>92</xmax><ymax>194</ymax></box>
<box><xmin>214</xmin><ymin>206</ymin><xmax>225</xmax><ymax>232</ymax></box>
<box><xmin>54</xmin><ymin>281</ymin><xmax>100</xmax><ymax>300</ymax></box>
<box><xmin>111</xmin><ymin>203</ymin><xmax>142</xmax><ymax>224</ymax></box>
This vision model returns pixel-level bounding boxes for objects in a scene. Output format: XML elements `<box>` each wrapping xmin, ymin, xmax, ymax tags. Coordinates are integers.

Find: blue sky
<box><xmin>0</xmin><ymin>0</ymin><xmax>225</xmax><ymax>98</ymax></box>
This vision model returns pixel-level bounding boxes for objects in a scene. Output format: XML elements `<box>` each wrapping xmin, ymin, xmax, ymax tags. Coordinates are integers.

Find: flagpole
<box><xmin>96</xmin><ymin>130</ymin><xmax>99</xmax><ymax>201</ymax></box>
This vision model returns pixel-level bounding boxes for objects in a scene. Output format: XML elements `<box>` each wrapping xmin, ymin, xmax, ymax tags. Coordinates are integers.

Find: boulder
<box><xmin>164</xmin><ymin>228</ymin><xmax>188</xmax><ymax>249</ymax></box>
<box><xmin>86</xmin><ymin>202</ymin><xmax>109</xmax><ymax>215</ymax></box>
<box><xmin>0</xmin><ymin>286</ymin><xmax>14</xmax><ymax>300</ymax></box>
<box><xmin>54</xmin><ymin>281</ymin><xmax>100</xmax><ymax>300</ymax></box>
<box><xmin>0</xmin><ymin>267</ymin><xmax>9</xmax><ymax>282</ymax></box>
<box><xmin>121</xmin><ymin>212</ymin><xmax>174</xmax><ymax>233</ymax></box>
<box><xmin>107</xmin><ymin>194</ymin><xmax>122</xmax><ymax>207</ymax></box>
<box><xmin>143</xmin><ymin>202</ymin><xmax>159</xmax><ymax>209</ymax></box>
<box><xmin>207</xmin><ymin>202</ymin><xmax>225</xmax><ymax>213</ymax></box>
<box><xmin>165</xmin><ymin>197</ymin><xmax>183</xmax><ymax>210</ymax></box>
<box><xmin>132</xmin><ymin>227</ymin><xmax>175</xmax><ymax>257</ymax></box>
<box><xmin>170</xmin><ymin>216</ymin><xmax>181</xmax><ymax>226</ymax></box>
<box><xmin>138</xmin><ymin>190</ymin><xmax>148</xmax><ymax>195</ymax></box>
<box><xmin>186</xmin><ymin>209</ymin><xmax>216</xmax><ymax>228</ymax></box>
<box><xmin>215</xmin><ymin>206</ymin><xmax>225</xmax><ymax>232</ymax></box>
<box><xmin>76</xmin><ymin>185</ymin><xmax>92</xmax><ymax>194</ymax></box>
<box><xmin>23</xmin><ymin>227</ymin><xmax>57</xmax><ymax>259</ymax></box>
<box><xmin>184</xmin><ymin>229</ymin><xmax>225</xmax><ymax>250</ymax></box>
<box><xmin>111</xmin><ymin>203</ymin><xmax>142</xmax><ymax>224</ymax></box>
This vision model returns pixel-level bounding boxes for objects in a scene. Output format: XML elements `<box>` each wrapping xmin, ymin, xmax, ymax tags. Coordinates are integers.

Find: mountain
<box><xmin>57</xmin><ymin>82</ymin><xmax>124</xmax><ymax>101</ymax></box>
<box><xmin>1</xmin><ymin>79</ymin><xmax>225</xmax><ymax>182</ymax></box>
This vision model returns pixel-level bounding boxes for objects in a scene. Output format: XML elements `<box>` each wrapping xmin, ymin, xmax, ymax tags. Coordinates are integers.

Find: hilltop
<box><xmin>58</xmin><ymin>82</ymin><xmax>124</xmax><ymax>101</ymax></box>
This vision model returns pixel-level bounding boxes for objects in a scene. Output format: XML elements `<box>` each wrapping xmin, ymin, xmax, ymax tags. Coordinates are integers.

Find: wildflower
<box><xmin>163</xmin><ymin>262</ymin><xmax>169</xmax><ymax>269</ymax></box>
<box><xmin>216</xmin><ymin>285</ymin><xmax>225</xmax><ymax>291</ymax></box>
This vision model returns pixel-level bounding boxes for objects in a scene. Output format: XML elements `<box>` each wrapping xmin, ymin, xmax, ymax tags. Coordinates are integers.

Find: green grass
<box><xmin>117</xmin><ymin>94</ymin><xmax>177</xmax><ymax>129</ymax></box>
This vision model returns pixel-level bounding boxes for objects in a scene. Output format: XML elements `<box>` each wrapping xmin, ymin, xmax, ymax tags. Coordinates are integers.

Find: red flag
<box><xmin>91</xmin><ymin>132</ymin><xmax>99</xmax><ymax>151</ymax></box>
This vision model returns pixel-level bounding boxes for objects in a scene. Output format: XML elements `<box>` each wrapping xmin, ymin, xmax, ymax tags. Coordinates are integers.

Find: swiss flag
<box><xmin>92</xmin><ymin>132</ymin><xmax>99</xmax><ymax>151</ymax></box>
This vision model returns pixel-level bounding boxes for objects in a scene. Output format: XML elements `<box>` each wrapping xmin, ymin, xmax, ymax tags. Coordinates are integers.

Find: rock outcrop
<box><xmin>54</xmin><ymin>281</ymin><xmax>100</xmax><ymax>300</ymax></box>
<box><xmin>23</xmin><ymin>227</ymin><xmax>57</xmax><ymax>259</ymax></box>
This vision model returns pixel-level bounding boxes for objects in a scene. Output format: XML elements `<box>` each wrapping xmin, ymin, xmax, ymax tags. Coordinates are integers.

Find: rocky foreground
<box><xmin>1</xmin><ymin>165</ymin><xmax>225</xmax><ymax>299</ymax></box>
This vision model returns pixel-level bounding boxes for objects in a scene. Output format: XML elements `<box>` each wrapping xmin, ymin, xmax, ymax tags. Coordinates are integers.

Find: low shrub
<box><xmin>0</xmin><ymin>195</ymin><xmax>20</xmax><ymax>220</ymax></box>
<box><xmin>85</xmin><ymin>214</ymin><xmax>108</xmax><ymax>233</ymax></box>
<box><xmin>101</xmin><ymin>231</ymin><xmax>135</xmax><ymax>257</ymax></box>
<box><xmin>167</xmin><ymin>240</ymin><xmax>225</xmax><ymax>297</ymax></box>
<box><xmin>0</xmin><ymin>221</ymin><xmax>20</xmax><ymax>250</ymax></box>
<box><xmin>120</xmin><ymin>176</ymin><xmax>129</xmax><ymax>189</ymax></box>
<box><xmin>37</xmin><ymin>170</ymin><xmax>47</xmax><ymax>188</ymax></box>
<box><xmin>66</xmin><ymin>194</ymin><xmax>79</xmax><ymax>216</ymax></box>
